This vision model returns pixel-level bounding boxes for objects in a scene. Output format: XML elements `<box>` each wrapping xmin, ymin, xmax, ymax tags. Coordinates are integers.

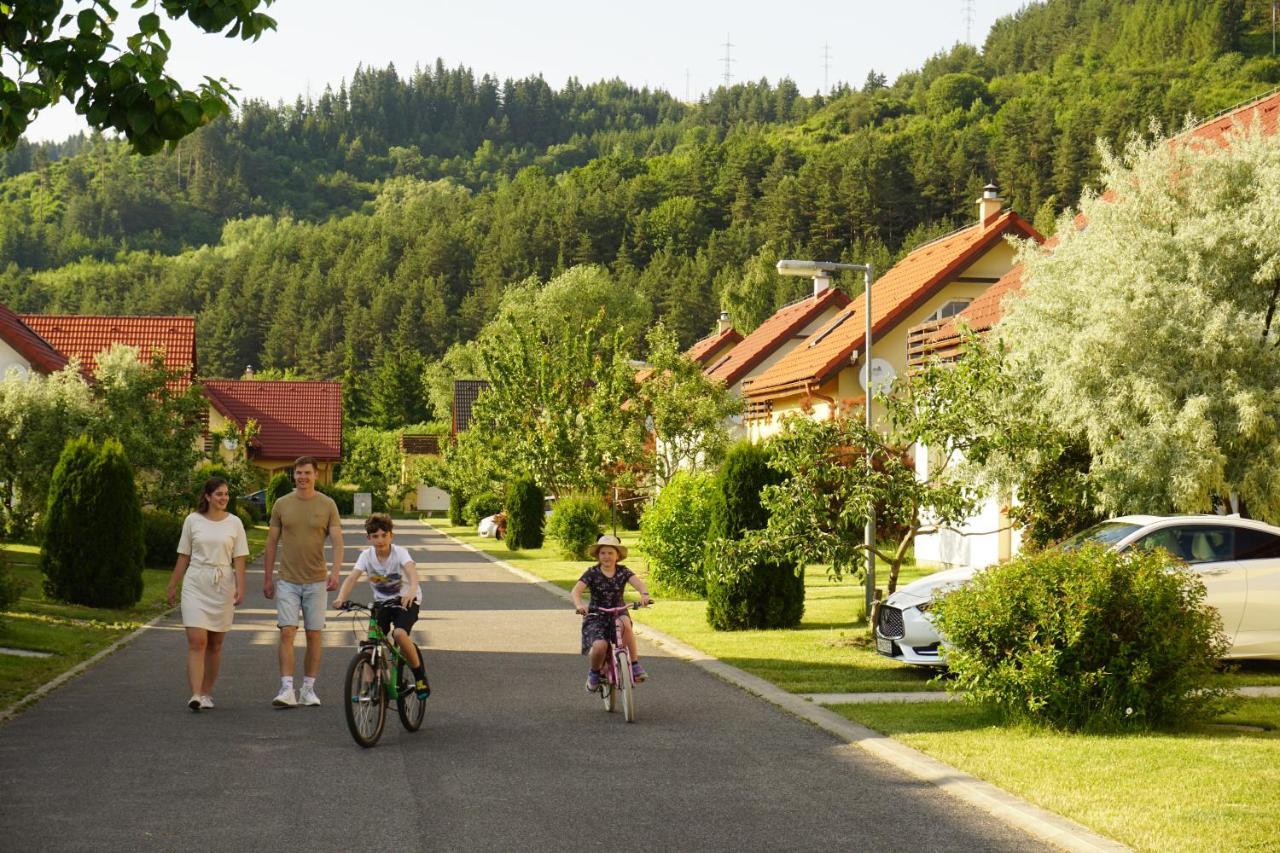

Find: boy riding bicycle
<box><xmin>333</xmin><ymin>514</ymin><xmax>429</xmax><ymax>699</ymax></box>
<box><xmin>571</xmin><ymin>534</ymin><xmax>651</xmax><ymax>693</ymax></box>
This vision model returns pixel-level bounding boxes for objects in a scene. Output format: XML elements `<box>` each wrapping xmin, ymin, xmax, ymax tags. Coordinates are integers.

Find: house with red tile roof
<box><xmin>686</xmin><ymin>315</ymin><xmax>743</xmax><ymax>368</ymax></box>
<box><xmin>741</xmin><ymin>191</ymin><xmax>1042</xmax><ymax>442</ymax></box>
<box><xmin>19</xmin><ymin>314</ymin><xmax>197</xmax><ymax>391</ymax></box>
<box><xmin>0</xmin><ymin>303</ymin><xmax>69</xmax><ymax>377</ymax></box>
<box><xmin>204</xmin><ymin>380</ymin><xmax>343</xmax><ymax>483</ymax></box>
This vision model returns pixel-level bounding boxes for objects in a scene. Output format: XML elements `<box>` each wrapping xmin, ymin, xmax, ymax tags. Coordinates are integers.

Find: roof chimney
<box><xmin>243</xmin><ymin>364</ymin><xmax>254</xmax><ymax>380</ymax></box>
<box><xmin>813</xmin><ymin>273</ymin><xmax>832</xmax><ymax>298</ymax></box>
<box><xmin>978</xmin><ymin>183</ymin><xmax>1002</xmax><ymax>225</ymax></box>
<box><xmin>717</xmin><ymin>311</ymin><xmax>732</xmax><ymax>333</ymax></box>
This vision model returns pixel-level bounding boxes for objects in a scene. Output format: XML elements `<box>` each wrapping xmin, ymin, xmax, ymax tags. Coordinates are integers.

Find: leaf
<box><xmin>126</xmin><ymin>102</ymin><xmax>153</xmax><ymax>134</ymax></box>
<box><xmin>138</xmin><ymin>12</ymin><xmax>160</xmax><ymax>35</ymax></box>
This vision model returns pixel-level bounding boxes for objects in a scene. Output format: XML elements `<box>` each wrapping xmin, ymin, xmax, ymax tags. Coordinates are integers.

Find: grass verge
<box><xmin>833</xmin><ymin>698</ymin><xmax>1280</xmax><ymax>852</ymax></box>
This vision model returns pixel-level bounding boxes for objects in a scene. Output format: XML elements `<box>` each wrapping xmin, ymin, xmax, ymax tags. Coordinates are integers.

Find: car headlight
<box><xmin>915</xmin><ymin>601</ymin><xmax>932</xmax><ymax>614</ymax></box>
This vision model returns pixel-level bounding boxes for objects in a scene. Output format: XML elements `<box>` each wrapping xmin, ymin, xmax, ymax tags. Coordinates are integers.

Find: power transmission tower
<box><xmin>720</xmin><ymin>33</ymin><xmax>735</xmax><ymax>88</ymax></box>
<box><xmin>962</xmin><ymin>0</ymin><xmax>976</xmax><ymax>44</ymax></box>
<box><xmin>822</xmin><ymin>42</ymin><xmax>832</xmax><ymax>93</ymax></box>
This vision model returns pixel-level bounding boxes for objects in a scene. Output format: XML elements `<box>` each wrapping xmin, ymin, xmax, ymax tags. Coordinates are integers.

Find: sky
<box><xmin>17</xmin><ymin>0</ymin><xmax>1033</xmax><ymax>143</ymax></box>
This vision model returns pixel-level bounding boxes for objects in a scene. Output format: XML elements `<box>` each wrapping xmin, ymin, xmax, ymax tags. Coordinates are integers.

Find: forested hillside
<box><xmin>1</xmin><ymin>0</ymin><xmax>1277</xmax><ymax>430</ymax></box>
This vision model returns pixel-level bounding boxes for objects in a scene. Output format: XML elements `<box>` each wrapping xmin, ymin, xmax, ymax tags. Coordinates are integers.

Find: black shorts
<box><xmin>375</xmin><ymin>601</ymin><xmax>419</xmax><ymax>636</ymax></box>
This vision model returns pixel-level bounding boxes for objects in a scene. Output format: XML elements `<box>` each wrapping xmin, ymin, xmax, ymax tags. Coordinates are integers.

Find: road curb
<box><xmin>0</xmin><ymin>606</ymin><xmax>177</xmax><ymax>726</ymax></box>
<box><xmin>443</xmin><ymin>530</ymin><xmax>1129</xmax><ymax>853</ymax></box>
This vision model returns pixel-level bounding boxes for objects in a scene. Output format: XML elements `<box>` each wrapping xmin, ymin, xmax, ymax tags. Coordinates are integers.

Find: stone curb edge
<box><xmin>443</xmin><ymin>530</ymin><xmax>1129</xmax><ymax>853</ymax></box>
<box><xmin>0</xmin><ymin>606</ymin><xmax>177</xmax><ymax>726</ymax></box>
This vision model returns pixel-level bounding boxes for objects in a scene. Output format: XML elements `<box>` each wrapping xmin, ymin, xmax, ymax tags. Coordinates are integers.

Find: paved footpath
<box><xmin>0</xmin><ymin>520</ymin><xmax>1039</xmax><ymax>852</ymax></box>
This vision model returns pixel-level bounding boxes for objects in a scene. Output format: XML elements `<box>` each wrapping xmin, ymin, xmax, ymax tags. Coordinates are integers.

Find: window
<box><xmin>924</xmin><ymin>299</ymin><xmax>972</xmax><ymax>323</ymax></box>
<box><xmin>1059</xmin><ymin>521</ymin><xmax>1141</xmax><ymax>551</ymax></box>
<box><xmin>1235</xmin><ymin>528</ymin><xmax>1280</xmax><ymax>560</ymax></box>
<box><xmin>1132</xmin><ymin>526</ymin><xmax>1235</xmax><ymax>564</ymax></box>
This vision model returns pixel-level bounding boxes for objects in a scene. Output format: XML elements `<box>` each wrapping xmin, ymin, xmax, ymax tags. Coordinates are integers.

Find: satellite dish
<box><xmin>858</xmin><ymin>358</ymin><xmax>897</xmax><ymax>394</ymax></box>
<box><xmin>221</xmin><ymin>436</ymin><xmax>239</xmax><ymax>451</ymax></box>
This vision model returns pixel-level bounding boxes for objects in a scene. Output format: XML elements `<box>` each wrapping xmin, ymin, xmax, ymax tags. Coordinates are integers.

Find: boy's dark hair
<box><xmin>293</xmin><ymin>455</ymin><xmax>318</xmax><ymax>471</ymax></box>
<box><xmin>364</xmin><ymin>513</ymin><xmax>394</xmax><ymax>535</ymax></box>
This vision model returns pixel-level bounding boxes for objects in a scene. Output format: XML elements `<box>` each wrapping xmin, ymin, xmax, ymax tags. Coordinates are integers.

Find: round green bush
<box><xmin>639</xmin><ymin>470</ymin><xmax>716</xmax><ymax>597</ymax></box>
<box><xmin>41</xmin><ymin>435</ymin><xmax>145</xmax><ymax>608</ymax></box>
<box><xmin>546</xmin><ymin>493</ymin><xmax>607</xmax><ymax>560</ymax></box>
<box><xmin>449</xmin><ymin>488</ymin><xmax>466</xmax><ymax>526</ymax></box>
<box><xmin>703</xmin><ymin>441</ymin><xmax>802</xmax><ymax>630</ymax></box>
<box><xmin>932</xmin><ymin>544</ymin><xmax>1233</xmax><ymax>732</ymax></box>
<box><xmin>234</xmin><ymin>504</ymin><xmax>256</xmax><ymax>533</ymax></box>
<box><xmin>142</xmin><ymin>510</ymin><xmax>186</xmax><ymax>568</ymax></box>
<box><xmin>463</xmin><ymin>492</ymin><xmax>502</xmax><ymax>527</ymax></box>
<box><xmin>504</xmin><ymin>476</ymin><xmax>545</xmax><ymax>551</ymax></box>
<box><xmin>266</xmin><ymin>472</ymin><xmax>293</xmax><ymax>515</ymax></box>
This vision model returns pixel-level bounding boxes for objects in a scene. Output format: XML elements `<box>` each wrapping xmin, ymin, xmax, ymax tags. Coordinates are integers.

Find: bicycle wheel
<box><xmin>344</xmin><ymin>650</ymin><xmax>386</xmax><ymax>748</ymax></box>
<box><xmin>616</xmin><ymin>650</ymin><xmax>636</xmax><ymax>723</ymax></box>
<box><xmin>396</xmin><ymin>645</ymin><xmax>426</xmax><ymax>732</ymax></box>
<box><xmin>600</xmin><ymin>650</ymin><xmax>616</xmax><ymax>712</ymax></box>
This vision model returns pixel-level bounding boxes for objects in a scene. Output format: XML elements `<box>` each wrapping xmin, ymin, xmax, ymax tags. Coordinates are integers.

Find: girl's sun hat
<box><xmin>587</xmin><ymin>534</ymin><xmax>628</xmax><ymax>560</ymax></box>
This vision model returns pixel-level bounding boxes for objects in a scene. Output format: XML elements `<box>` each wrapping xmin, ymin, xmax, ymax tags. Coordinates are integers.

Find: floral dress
<box><xmin>579</xmin><ymin>563</ymin><xmax>634</xmax><ymax>654</ymax></box>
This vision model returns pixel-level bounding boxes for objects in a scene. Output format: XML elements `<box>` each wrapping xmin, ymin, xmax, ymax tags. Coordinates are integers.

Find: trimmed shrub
<box><xmin>42</xmin><ymin>435</ymin><xmax>145</xmax><ymax>608</ymax></box>
<box><xmin>547</xmin><ymin>493</ymin><xmax>607</xmax><ymax>560</ymax></box>
<box><xmin>932</xmin><ymin>544</ymin><xmax>1233</xmax><ymax>732</ymax></box>
<box><xmin>142</xmin><ymin>510</ymin><xmax>186</xmax><ymax>568</ymax></box>
<box><xmin>463</xmin><ymin>492</ymin><xmax>502</xmax><ymax>527</ymax></box>
<box><xmin>266</xmin><ymin>472</ymin><xmax>292</xmax><ymax>515</ymax></box>
<box><xmin>703</xmin><ymin>441</ymin><xmax>803</xmax><ymax>630</ymax></box>
<box><xmin>639</xmin><ymin>470</ymin><xmax>716</xmax><ymax>597</ymax></box>
<box><xmin>234</xmin><ymin>504</ymin><xmax>256</xmax><ymax>533</ymax></box>
<box><xmin>504</xmin><ymin>476</ymin><xmax>545</xmax><ymax>551</ymax></box>
<box><xmin>449</xmin><ymin>489</ymin><xmax>466</xmax><ymax>526</ymax></box>
<box><xmin>318</xmin><ymin>482</ymin><xmax>356</xmax><ymax>515</ymax></box>
<box><xmin>0</xmin><ymin>545</ymin><xmax>27</xmax><ymax>620</ymax></box>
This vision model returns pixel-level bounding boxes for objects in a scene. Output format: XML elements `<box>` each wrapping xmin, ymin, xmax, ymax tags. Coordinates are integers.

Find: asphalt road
<box><xmin>0</xmin><ymin>520</ymin><xmax>1037</xmax><ymax>852</ymax></box>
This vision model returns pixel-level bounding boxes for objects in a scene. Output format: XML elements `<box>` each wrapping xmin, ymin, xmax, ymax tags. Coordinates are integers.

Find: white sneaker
<box><xmin>198</xmin><ymin>695</ymin><xmax>214</xmax><ymax>710</ymax></box>
<box><xmin>298</xmin><ymin>684</ymin><xmax>321</xmax><ymax>706</ymax></box>
<box><xmin>272</xmin><ymin>686</ymin><xmax>298</xmax><ymax>708</ymax></box>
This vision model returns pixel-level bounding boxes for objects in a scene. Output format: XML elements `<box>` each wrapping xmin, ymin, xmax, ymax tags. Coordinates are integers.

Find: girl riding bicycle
<box><xmin>571</xmin><ymin>534</ymin><xmax>651</xmax><ymax>693</ymax></box>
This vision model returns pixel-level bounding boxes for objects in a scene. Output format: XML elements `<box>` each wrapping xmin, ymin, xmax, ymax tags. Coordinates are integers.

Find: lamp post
<box><xmin>776</xmin><ymin>259</ymin><xmax>877</xmax><ymax>623</ymax></box>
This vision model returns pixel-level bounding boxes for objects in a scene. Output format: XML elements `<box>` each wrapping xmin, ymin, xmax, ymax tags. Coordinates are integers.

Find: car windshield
<box><xmin>1057</xmin><ymin>521</ymin><xmax>1141</xmax><ymax>551</ymax></box>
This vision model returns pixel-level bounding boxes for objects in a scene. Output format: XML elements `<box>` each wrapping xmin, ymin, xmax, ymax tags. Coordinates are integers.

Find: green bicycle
<box><xmin>338</xmin><ymin>601</ymin><xmax>427</xmax><ymax>748</ymax></box>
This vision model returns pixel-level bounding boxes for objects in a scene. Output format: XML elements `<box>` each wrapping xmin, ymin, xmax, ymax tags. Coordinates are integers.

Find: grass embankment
<box><xmin>0</xmin><ymin>523</ymin><xmax>269</xmax><ymax>711</ymax></box>
<box><xmin>835</xmin><ymin>698</ymin><xmax>1280</xmax><ymax>852</ymax></box>
<box><xmin>428</xmin><ymin>520</ymin><xmax>940</xmax><ymax>694</ymax></box>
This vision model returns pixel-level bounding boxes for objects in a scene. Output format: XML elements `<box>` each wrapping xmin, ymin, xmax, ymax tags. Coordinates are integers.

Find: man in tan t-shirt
<box><xmin>263</xmin><ymin>457</ymin><xmax>343</xmax><ymax>708</ymax></box>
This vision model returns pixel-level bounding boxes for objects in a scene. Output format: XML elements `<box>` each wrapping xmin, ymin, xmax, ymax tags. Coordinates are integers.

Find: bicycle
<box><xmin>337</xmin><ymin>601</ymin><xmax>427</xmax><ymax>748</ymax></box>
<box><xmin>584</xmin><ymin>602</ymin><xmax>650</xmax><ymax>723</ymax></box>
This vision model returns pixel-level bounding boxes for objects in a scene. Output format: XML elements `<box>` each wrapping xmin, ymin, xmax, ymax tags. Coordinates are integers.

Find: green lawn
<box><xmin>0</xmin><ymin>523</ymin><xmax>269</xmax><ymax>710</ymax></box>
<box><xmin>834</xmin><ymin>698</ymin><xmax>1280</xmax><ymax>852</ymax></box>
<box><xmin>428</xmin><ymin>521</ymin><xmax>941</xmax><ymax>693</ymax></box>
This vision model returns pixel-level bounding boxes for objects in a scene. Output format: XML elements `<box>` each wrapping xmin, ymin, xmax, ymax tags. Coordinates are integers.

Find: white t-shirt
<box><xmin>353</xmin><ymin>545</ymin><xmax>422</xmax><ymax>604</ymax></box>
<box><xmin>178</xmin><ymin>512</ymin><xmax>249</xmax><ymax>570</ymax></box>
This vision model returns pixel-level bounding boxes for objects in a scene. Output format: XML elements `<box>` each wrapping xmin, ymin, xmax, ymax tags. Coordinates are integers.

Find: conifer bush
<box><xmin>141</xmin><ymin>510</ymin><xmax>186</xmax><ymax>568</ymax></box>
<box><xmin>504</xmin><ymin>476</ymin><xmax>545</xmax><ymax>551</ymax></box>
<box><xmin>703</xmin><ymin>441</ymin><xmax>803</xmax><ymax>630</ymax></box>
<box><xmin>639</xmin><ymin>470</ymin><xmax>716</xmax><ymax>597</ymax></box>
<box><xmin>547</xmin><ymin>493</ymin><xmax>607</xmax><ymax>560</ymax></box>
<box><xmin>42</xmin><ymin>436</ymin><xmax>145</xmax><ymax>608</ymax></box>
<box><xmin>266</xmin><ymin>472</ymin><xmax>292</xmax><ymax>514</ymax></box>
<box><xmin>932</xmin><ymin>544</ymin><xmax>1232</xmax><ymax>732</ymax></box>
<box><xmin>448</xmin><ymin>489</ymin><xmax>466</xmax><ymax>526</ymax></box>
<box><xmin>463</xmin><ymin>491</ymin><xmax>502</xmax><ymax>527</ymax></box>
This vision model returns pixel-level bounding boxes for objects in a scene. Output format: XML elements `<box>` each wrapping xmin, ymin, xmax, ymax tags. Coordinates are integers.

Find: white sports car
<box><xmin>874</xmin><ymin>515</ymin><xmax>1280</xmax><ymax>666</ymax></box>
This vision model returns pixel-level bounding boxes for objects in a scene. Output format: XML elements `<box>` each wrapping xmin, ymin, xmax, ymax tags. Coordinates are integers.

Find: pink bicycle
<box><xmin>586</xmin><ymin>601</ymin><xmax>650</xmax><ymax>723</ymax></box>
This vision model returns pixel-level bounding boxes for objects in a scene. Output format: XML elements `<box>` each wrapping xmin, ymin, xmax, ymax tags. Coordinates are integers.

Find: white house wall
<box><xmin>913</xmin><ymin>443</ymin><xmax>1023</xmax><ymax>571</ymax></box>
<box><xmin>0</xmin><ymin>340</ymin><xmax>33</xmax><ymax>379</ymax></box>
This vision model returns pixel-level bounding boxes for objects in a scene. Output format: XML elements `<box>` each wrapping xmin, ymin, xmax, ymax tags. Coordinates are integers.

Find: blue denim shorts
<box><xmin>276</xmin><ymin>580</ymin><xmax>327</xmax><ymax>631</ymax></box>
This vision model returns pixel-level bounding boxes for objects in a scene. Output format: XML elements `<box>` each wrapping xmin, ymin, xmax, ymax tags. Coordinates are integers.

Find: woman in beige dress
<box><xmin>166</xmin><ymin>477</ymin><xmax>249</xmax><ymax>711</ymax></box>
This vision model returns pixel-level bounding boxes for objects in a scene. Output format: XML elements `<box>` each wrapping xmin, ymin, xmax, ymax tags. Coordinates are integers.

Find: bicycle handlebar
<box><xmin>584</xmin><ymin>602</ymin><xmax>652</xmax><ymax>614</ymax></box>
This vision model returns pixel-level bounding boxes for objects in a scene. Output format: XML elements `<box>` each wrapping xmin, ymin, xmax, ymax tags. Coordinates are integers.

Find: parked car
<box><xmin>875</xmin><ymin>515</ymin><xmax>1280</xmax><ymax>666</ymax></box>
<box><xmin>241</xmin><ymin>489</ymin><xmax>267</xmax><ymax>521</ymax></box>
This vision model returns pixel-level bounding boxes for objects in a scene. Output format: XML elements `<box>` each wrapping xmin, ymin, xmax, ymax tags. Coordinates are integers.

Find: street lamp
<box><xmin>776</xmin><ymin>259</ymin><xmax>878</xmax><ymax>624</ymax></box>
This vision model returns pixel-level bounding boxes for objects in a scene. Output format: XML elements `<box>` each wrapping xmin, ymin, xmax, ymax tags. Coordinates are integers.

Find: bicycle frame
<box><xmin>591</xmin><ymin>603</ymin><xmax>641</xmax><ymax>691</ymax></box>
<box><xmin>345</xmin><ymin>602</ymin><xmax>412</xmax><ymax>702</ymax></box>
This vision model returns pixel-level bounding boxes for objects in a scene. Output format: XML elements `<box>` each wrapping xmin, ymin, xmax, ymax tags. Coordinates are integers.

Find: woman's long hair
<box><xmin>197</xmin><ymin>477</ymin><xmax>230</xmax><ymax>514</ymax></box>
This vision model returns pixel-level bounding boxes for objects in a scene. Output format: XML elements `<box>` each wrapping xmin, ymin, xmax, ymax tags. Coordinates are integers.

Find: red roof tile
<box><xmin>0</xmin><ymin>303</ymin><xmax>69</xmax><ymax>375</ymax></box>
<box><xmin>20</xmin><ymin>314</ymin><xmax>196</xmax><ymax>390</ymax></box>
<box><xmin>204</xmin><ymin>380</ymin><xmax>342</xmax><ymax>461</ymax></box>
<box><xmin>706</xmin><ymin>288</ymin><xmax>851</xmax><ymax>388</ymax></box>
<box><xmin>744</xmin><ymin>211</ymin><xmax>1041</xmax><ymax>399</ymax></box>
<box><xmin>1183</xmin><ymin>88</ymin><xmax>1280</xmax><ymax>149</ymax></box>
<box><xmin>686</xmin><ymin>326</ymin><xmax>743</xmax><ymax>366</ymax></box>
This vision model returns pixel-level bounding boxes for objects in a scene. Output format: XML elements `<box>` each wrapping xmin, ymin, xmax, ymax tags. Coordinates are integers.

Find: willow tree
<box><xmin>999</xmin><ymin>124</ymin><xmax>1280</xmax><ymax>521</ymax></box>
